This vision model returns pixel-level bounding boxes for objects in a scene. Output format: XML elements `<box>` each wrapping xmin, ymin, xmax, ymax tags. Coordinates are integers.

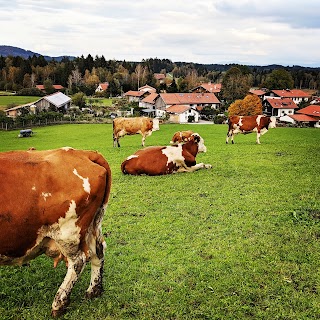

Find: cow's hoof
<box><xmin>86</xmin><ymin>285</ymin><xmax>103</xmax><ymax>299</ymax></box>
<box><xmin>51</xmin><ymin>308</ymin><xmax>67</xmax><ymax>318</ymax></box>
<box><xmin>205</xmin><ymin>164</ymin><xmax>212</xmax><ymax>169</ymax></box>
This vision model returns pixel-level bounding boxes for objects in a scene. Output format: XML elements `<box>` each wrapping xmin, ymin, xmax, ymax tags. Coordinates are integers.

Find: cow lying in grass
<box><xmin>170</xmin><ymin>130</ymin><xmax>194</xmax><ymax>144</ymax></box>
<box><xmin>121</xmin><ymin>133</ymin><xmax>211</xmax><ymax>175</ymax></box>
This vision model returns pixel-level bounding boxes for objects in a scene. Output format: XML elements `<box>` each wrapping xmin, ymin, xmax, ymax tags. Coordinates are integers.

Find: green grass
<box><xmin>0</xmin><ymin>124</ymin><xmax>319</xmax><ymax>319</ymax></box>
<box><xmin>0</xmin><ymin>96</ymin><xmax>41</xmax><ymax>111</ymax></box>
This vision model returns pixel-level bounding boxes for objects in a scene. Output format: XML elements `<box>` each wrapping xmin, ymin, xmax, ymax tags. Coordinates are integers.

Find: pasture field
<box><xmin>0</xmin><ymin>123</ymin><xmax>319</xmax><ymax>319</ymax></box>
<box><xmin>0</xmin><ymin>96</ymin><xmax>41</xmax><ymax>111</ymax></box>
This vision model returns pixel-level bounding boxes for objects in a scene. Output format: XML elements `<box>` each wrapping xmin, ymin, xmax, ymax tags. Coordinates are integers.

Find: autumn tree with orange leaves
<box><xmin>227</xmin><ymin>94</ymin><xmax>263</xmax><ymax>116</ymax></box>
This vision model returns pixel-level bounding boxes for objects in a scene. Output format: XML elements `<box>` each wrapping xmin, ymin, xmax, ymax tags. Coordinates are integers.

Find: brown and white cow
<box><xmin>121</xmin><ymin>133</ymin><xmax>211</xmax><ymax>175</ymax></box>
<box><xmin>0</xmin><ymin>147</ymin><xmax>112</xmax><ymax>317</ymax></box>
<box><xmin>170</xmin><ymin>130</ymin><xmax>194</xmax><ymax>145</ymax></box>
<box><xmin>113</xmin><ymin>116</ymin><xmax>160</xmax><ymax>147</ymax></box>
<box><xmin>226</xmin><ymin>115</ymin><xmax>276</xmax><ymax>144</ymax></box>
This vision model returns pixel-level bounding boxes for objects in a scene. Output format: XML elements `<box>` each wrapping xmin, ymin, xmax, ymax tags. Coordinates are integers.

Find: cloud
<box><xmin>0</xmin><ymin>0</ymin><xmax>319</xmax><ymax>66</ymax></box>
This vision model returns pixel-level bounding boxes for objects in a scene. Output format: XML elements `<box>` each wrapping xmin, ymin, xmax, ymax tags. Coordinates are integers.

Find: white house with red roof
<box><xmin>263</xmin><ymin>97</ymin><xmax>299</xmax><ymax>118</ymax></box>
<box><xmin>166</xmin><ymin>105</ymin><xmax>200</xmax><ymax>123</ymax></box>
<box><xmin>267</xmin><ymin>89</ymin><xmax>310</xmax><ymax>105</ymax></box>
<box><xmin>95</xmin><ymin>82</ymin><xmax>109</xmax><ymax>93</ymax></box>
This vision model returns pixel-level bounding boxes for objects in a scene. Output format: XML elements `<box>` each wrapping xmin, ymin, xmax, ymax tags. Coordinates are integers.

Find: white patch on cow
<box><xmin>238</xmin><ymin>117</ymin><xmax>243</xmax><ymax>126</ymax></box>
<box><xmin>61</xmin><ymin>147</ymin><xmax>74</xmax><ymax>151</ymax></box>
<box><xmin>127</xmin><ymin>155</ymin><xmax>139</xmax><ymax>160</ymax></box>
<box><xmin>41</xmin><ymin>192</ymin><xmax>52</xmax><ymax>201</ymax></box>
<box><xmin>194</xmin><ymin>133</ymin><xmax>207</xmax><ymax>153</ymax></box>
<box><xmin>32</xmin><ymin>186</ymin><xmax>36</xmax><ymax>191</ymax></box>
<box><xmin>260</xmin><ymin>127</ymin><xmax>268</xmax><ymax>135</ymax></box>
<box><xmin>256</xmin><ymin>115</ymin><xmax>263</xmax><ymax>126</ymax></box>
<box><xmin>56</xmin><ymin>200</ymin><xmax>81</xmax><ymax>246</ymax></box>
<box><xmin>162</xmin><ymin>145</ymin><xmax>184</xmax><ymax>166</ymax></box>
<box><xmin>73</xmin><ymin>169</ymin><xmax>91</xmax><ymax>194</ymax></box>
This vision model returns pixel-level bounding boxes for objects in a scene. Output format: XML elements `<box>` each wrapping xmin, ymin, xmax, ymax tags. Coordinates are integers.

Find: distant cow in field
<box><xmin>170</xmin><ymin>130</ymin><xmax>194</xmax><ymax>144</ymax></box>
<box><xmin>226</xmin><ymin>115</ymin><xmax>276</xmax><ymax>144</ymax></box>
<box><xmin>0</xmin><ymin>147</ymin><xmax>112</xmax><ymax>317</ymax></box>
<box><xmin>121</xmin><ymin>133</ymin><xmax>211</xmax><ymax>175</ymax></box>
<box><xmin>113</xmin><ymin>117</ymin><xmax>160</xmax><ymax>147</ymax></box>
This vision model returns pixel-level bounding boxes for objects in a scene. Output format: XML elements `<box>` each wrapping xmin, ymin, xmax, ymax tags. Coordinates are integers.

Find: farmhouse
<box><xmin>290</xmin><ymin>105</ymin><xmax>320</xmax><ymax>127</ymax></box>
<box><xmin>266</xmin><ymin>89</ymin><xmax>310</xmax><ymax>105</ymax></box>
<box><xmin>263</xmin><ymin>97</ymin><xmax>298</xmax><ymax>118</ymax></box>
<box><xmin>166</xmin><ymin>104</ymin><xmax>200</xmax><ymax>123</ymax></box>
<box><xmin>36</xmin><ymin>84</ymin><xmax>64</xmax><ymax>92</ymax></box>
<box><xmin>95</xmin><ymin>82</ymin><xmax>109</xmax><ymax>93</ymax></box>
<box><xmin>191</xmin><ymin>82</ymin><xmax>222</xmax><ymax>94</ymax></box>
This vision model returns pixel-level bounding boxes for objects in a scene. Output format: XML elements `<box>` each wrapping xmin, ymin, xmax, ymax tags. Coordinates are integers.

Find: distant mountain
<box><xmin>0</xmin><ymin>45</ymin><xmax>75</xmax><ymax>61</ymax></box>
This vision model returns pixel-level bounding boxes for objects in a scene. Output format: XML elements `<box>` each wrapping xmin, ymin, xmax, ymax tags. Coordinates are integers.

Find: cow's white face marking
<box><xmin>127</xmin><ymin>155</ymin><xmax>138</xmax><ymax>160</ymax></box>
<box><xmin>73</xmin><ymin>169</ymin><xmax>91</xmax><ymax>194</ymax></box>
<box><xmin>194</xmin><ymin>134</ymin><xmax>207</xmax><ymax>153</ymax></box>
<box><xmin>162</xmin><ymin>145</ymin><xmax>184</xmax><ymax>166</ymax></box>
<box><xmin>41</xmin><ymin>192</ymin><xmax>52</xmax><ymax>201</ymax></box>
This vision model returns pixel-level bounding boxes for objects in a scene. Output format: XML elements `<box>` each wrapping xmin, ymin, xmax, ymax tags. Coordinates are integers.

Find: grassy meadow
<box><xmin>0</xmin><ymin>123</ymin><xmax>319</xmax><ymax>319</ymax></box>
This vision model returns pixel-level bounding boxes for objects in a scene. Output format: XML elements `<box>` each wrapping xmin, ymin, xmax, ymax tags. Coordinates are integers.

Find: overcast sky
<box><xmin>1</xmin><ymin>0</ymin><xmax>320</xmax><ymax>67</ymax></box>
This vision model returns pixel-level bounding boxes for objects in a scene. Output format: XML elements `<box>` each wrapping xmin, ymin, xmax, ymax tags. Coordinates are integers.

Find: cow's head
<box><xmin>269</xmin><ymin>116</ymin><xmax>277</xmax><ymax>129</ymax></box>
<box><xmin>152</xmin><ymin>118</ymin><xmax>160</xmax><ymax>131</ymax></box>
<box><xmin>192</xmin><ymin>133</ymin><xmax>207</xmax><ymax>153</ymax></box>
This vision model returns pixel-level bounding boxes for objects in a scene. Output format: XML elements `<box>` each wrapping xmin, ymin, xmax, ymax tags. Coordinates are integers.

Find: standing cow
<box><xmin>113</xmin><ymin>117</ymin><xmax>160</xmax><ymax>147</ymax></box>
<box><xmin>0</xmin><ymin>147</ymin><xmax>111</xmax><ymax>317</ymax></box>
<box><xmin>226</xmin><ymin>115</ymin><xmax>276</xmax><ymax>144</ymax></box>
<box><xmin>121</xmin><ymin>133</ymin><xmax>211</xmax><ymax>175</ymax></box>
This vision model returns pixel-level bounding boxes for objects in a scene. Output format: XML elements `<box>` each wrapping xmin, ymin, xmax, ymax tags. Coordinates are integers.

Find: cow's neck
<box><xmin>183</xmin><ymin>142</ymin><xmax>198</xmax><ymax>156</ymax></box>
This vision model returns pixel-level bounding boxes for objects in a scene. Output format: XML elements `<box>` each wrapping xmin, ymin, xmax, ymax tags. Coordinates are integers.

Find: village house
<box><xmin>249</xmin><ymin>88</ymin><xmax>268</xmax><ymax>100</ymax></box>
<box><xmin>166</xmin><ymin>105</ymin><xmax>200</xmax><ymax>123</ymax></box>
<box><xmin>290</xmin><ymin>105</ymin><xmax>320</xmax><ymax>127</ymax></box>
<box><xmin>139</xmin><ymin>92</ymin><xmax>159</xmax><ymax>117</ymax></box>
<box><xmin>95</xmin><ymin>82</ymin><xmax>109</xmax><ymax>93</ymax></box>
<box><xmin>263</xmin><ymin>97</ymin><xmax>299</xmax><ymax>119</ymax></box>
<box><xmin>36</xmin><ymin>84</ymin><xmax>64</xmax><ymax>92</ymax></box>
<box><xmin>191</xmin><ymin>82</ymin><xmax>222</xmax><ymax>94</ymax></box>
<box><xmin>266</xmin><ymin>89</ymin><xmax>310</xmax><ymax>105</ymax></box>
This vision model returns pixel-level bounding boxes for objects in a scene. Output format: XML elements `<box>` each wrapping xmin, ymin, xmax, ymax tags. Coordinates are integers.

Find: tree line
<box><xmin>0</xmin><ymin>54</ymin><xmax>319</xmax><ymax>104</ymax></box>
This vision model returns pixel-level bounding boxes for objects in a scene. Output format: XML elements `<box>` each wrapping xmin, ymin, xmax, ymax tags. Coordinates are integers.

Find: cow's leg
<box><xmin>177</xmin><ymin>163</ymin><xmax>212</xmax><ymax>173</ymax></box>
<box><xmin>113</xmin><ymin>136</ymin><xmax>120</xmax><ymax>147</ymax></box>
<box><xmin>256</xmin><ymin>132</ymin><xmax>261</xmax><ymax>144</ymax></box>
<box><xmin>226</xmin><ymin>131</ymin><xmax>234</xmax><ymax>144</ymax></box>
<box><xmin>86</xmin><ymin>209</ymin><xmax>106</xmax><ymax>299</ymax></box>
<box><xmin>51</xmin><ymin>252</ymin><xmax>86</xmax><ymax>317</ymax></box>
<box><xmin>141</xmin><ymin>134</ymin><xmax>146</xmax><ymax>147</ymax></box>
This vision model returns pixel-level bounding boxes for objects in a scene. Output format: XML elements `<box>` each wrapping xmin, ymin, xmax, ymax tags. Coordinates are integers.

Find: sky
<box><xmin>1</xmin><ymin>0</ymin><xmax>320</xmax><ymax>67</ymax></box>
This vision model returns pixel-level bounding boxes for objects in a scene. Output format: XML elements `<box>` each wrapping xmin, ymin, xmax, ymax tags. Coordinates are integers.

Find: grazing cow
<box><xmin>170</xmin><ymin>130</ymin><xmax>194</xmax><ymax>144</ymax></box>
<box><xmin>0</xmin><ymin>147</ymin><xmax>112</xmax><ymax>317</ymax></box>
<box><xmin>121</xmin><ymin>133</ymin><xmax>211</xmax><ymax>175</ymax></box>
<box><xmin>226</xmin><ymin>115</ymin><xmax>276</xmax><ymax>144</ymax></box>
<box><xmin>113</xmin><ymin>117</ymin><xmax>160</xmax><ymax>147</ymax></box>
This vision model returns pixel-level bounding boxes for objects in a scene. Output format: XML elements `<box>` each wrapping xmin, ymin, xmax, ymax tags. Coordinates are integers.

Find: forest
<box><xmin>0</xmin><ymin>54</ymin><xmax>319</xmax><ymax>104</ymax></box>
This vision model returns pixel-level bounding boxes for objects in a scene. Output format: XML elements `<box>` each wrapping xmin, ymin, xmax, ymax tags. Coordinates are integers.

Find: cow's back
<box><xmin>113</xmin><ymin>117</ymin><xmax>152</xmax><ymax>135</ymax></box>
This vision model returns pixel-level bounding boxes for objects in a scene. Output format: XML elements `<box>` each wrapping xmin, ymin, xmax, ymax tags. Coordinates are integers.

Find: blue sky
<box><xmin>1</xmin><ymin>0</ymin><xmax>320</xmax><ymax>67</ymax></box>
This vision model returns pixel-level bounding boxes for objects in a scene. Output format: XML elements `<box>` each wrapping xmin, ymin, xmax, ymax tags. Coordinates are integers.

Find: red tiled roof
<box><xmin>160</xmin><ymin>92</ymin><xmax>220</xmax><ymax>105</ymax></box>
<box><xmin>99</xmin><ymin>83</ymin><xmax>109</xmax><ymax>90</ymax></box>
<box><xmin>297</xmin><ymin>105</ymin><xmax>320</xmax><ymax>117</ymax></box>
<box><xmin>250</xmin><ymin>89</ymin><xmax>266</xmax><ymax>96</ymax></box>
<box><xmin>271</xmin><ymin>89</ymin><xmax>310</xmax><ymax>98</ymax></box>
<box><xmin>36</xmin><ymin>84</ymin><xmax>64</xmax><ymax>90</ymax></box>
<box><xmin>166</xmin><ymin>105</ymin><xmax>191</xmax><ymax>114</ymax></box>
<box><xmin>141</xmin><ymin>93</ymin><xmax>158</xmax><ymax>103</ymax></box>
<box><xmin>290</xmin><ymin>114</ymin><xmax>318</xmax><ymax>122</ymax></box>
<box><xmin>124</xmin><ymin>90</ymin><xmax>146</xmax><ymax>97</ymax></box>
<box><xmin>266</xmin><ymin>97</ymin><xmax>298</xmax><ymax>109</ymax></box>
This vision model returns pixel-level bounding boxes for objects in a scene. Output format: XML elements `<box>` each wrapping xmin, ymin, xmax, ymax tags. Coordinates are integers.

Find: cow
<box><xmin>170</xmin><ymin>130</ymin><xmax>194</xmax><ymax>145</ymax></box>
<box><xmin>113</xmin><ymin>117</ymin><xmax>160</xmax><ymax>147</ymax></box>
<box><xmin>226</xmin><ymin>115</ymin><xmax>276</xmax><ymax>144</ymax></box>
<box><xmin>121</xmin><ymin>133</ymin><xmax>211</xmax><ymax>175</ymax></box>
<box><xmin>0</xmin><ymin>147</ymin><xmax>112</xmax><ymax>317</ymax></box>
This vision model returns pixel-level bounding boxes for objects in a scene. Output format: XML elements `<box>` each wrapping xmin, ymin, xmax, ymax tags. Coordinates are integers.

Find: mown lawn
<box><xmin>0</xmin><ymin>96</ymin><xmax>41</xmax><ymax>111</ymax></box>
<box><xmin>0</xmin><ymin>123</ymin><xmax>319</xmax><ymax>319</ymax></box>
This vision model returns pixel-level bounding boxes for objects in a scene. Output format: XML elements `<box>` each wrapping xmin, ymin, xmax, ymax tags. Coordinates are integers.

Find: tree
<box><xmin>228</xmin><ymin>94</ymin><xmax>262</xmax><ymax>116</ymax></box>
<box><xmin>72</xmin><ymin>92</ymin><xmax>86</xmax><ymax>108</ymax></box>
<box><xmin>221</xmin><ymin>66</ymin><xmax>253</xmax><ymax>103</ymax></box>
<box><xmin>262</xmin><ymin>68</ymin><xmax>294</xmax><ymax>89</ymax></box>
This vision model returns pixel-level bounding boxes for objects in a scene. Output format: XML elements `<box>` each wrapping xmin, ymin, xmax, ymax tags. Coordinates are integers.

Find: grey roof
<box><xmin>44</xmin><ymin>92</ymin><xmax>71</xmax><ymax>107</ymax></box>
